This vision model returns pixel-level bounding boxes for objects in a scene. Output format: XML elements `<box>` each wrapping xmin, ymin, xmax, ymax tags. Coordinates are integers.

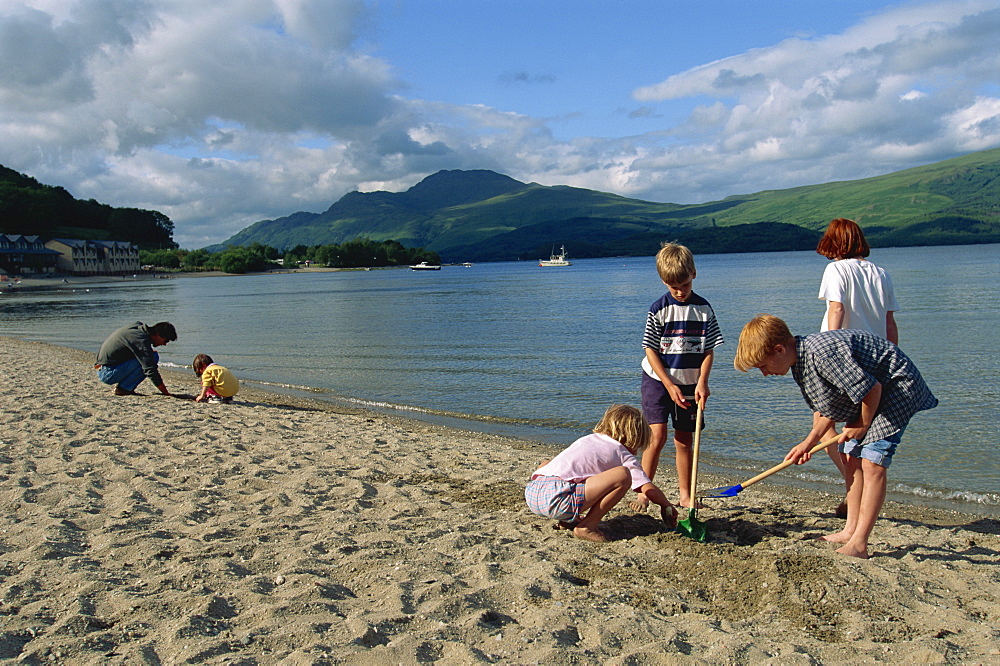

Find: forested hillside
<box><xmin>213</xmin><ymin>148</ymin><xmax>999</xmax><ymax>262</ymax></box>
<box><xmin>0</xmin><ymin>166</ymin><xmax>175</xmax><ymax>249</ymax></box>
<box><xmin>3</xmin><ymin>146</ymin><xmax>997</xmax><ymax>260</ymax></box>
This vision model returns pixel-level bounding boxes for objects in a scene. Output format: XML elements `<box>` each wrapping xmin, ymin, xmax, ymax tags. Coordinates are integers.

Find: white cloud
<box><xmin>622</xmin><ymin>0</ymin><xmax>1000</xmax><ymax>199</ymax></box>
<box><xmin>0</xmin><ymin>0</ymin><xmax>998</xmax><ymax>248</ymax></box>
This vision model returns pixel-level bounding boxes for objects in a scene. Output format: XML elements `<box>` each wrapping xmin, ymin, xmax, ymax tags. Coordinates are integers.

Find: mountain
<box><xmin>213</xmin><ymin>146</ymin><xmax>997</xmax><ymax>260</ymax></box>
<box><xmin>0</xmin><ymin>165</ymin><xmax>176</xmax><ymax>249</ymax></box>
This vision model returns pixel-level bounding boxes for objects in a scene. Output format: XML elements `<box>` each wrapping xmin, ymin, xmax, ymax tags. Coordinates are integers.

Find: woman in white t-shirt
<box><xmin>815</xmin><ymin>218</ymin><xmax>899</xmax><ymax>516</ymax></box>
<box><xmin>817</xmin><ymin>218</ymin><xmax>899</xmax><ymax>344</ymax></box>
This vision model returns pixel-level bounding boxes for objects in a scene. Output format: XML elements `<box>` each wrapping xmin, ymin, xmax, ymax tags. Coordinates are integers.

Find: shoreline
<box><xmin>6</xmin><ymin>326</ymin><xmax>999</xmax><ymax>517</ymax></box>
<box><xmin>220</xmin><ymin>376</ymin><xmax>1000</xmax><ymax>517</ymax></box>
<box><xmin>1</xmin><ymin>336</ymin><xmax>998</xmax><ymax>662</ymax></box>
<box><xmin>158</xmin><ymin>357</ymin><xmax>997</xmax><ymax>518</ymax></box>
<box><xmin>0</xmin><ymin>267</ymin><xmax>350</xmax><ymax>291</ymax></box>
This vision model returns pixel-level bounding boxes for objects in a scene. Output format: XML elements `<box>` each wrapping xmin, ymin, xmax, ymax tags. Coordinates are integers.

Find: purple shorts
<box><xmin>524</xmin><ymin>476</ymin><xmax>587</xmax><ymax>523</ymax></box>
<box><xmin>641</xmin><ymin>374</ymin><xmax>701</xmax><ymax>432</ymax></box>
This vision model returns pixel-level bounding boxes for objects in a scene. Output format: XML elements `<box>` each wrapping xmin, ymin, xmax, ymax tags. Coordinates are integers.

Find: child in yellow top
<box><xmin>193</xmin><ymin>353</ymin><xmax>239</xmax><ymax>403</ymax></box>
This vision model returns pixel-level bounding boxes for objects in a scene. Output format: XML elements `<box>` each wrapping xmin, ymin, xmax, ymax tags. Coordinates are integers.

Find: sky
<box><xmin>1</xmin><ymin>0</ymin><xmax>998</xmax><ymax>249</ymax></box>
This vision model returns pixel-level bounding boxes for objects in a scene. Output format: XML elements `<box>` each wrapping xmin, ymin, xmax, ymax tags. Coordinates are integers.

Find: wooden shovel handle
<box><xmin>740</xmin><ymin>435</ymin><xmax>841</xmax><ymax>490</ymax></box>
<box><xmin>689</xmin><ymin>401</ymin><xmax>704</xmax><ymax>500</ymax></box>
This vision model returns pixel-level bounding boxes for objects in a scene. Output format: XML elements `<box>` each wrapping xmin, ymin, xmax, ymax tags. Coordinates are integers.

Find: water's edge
<box><xmin>161</xmin><ymin>357</ymin><xmax>999</xmax><ymax>518</ymax></box>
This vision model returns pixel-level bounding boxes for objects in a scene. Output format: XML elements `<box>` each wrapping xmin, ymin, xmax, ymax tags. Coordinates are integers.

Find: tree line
<box><xmin>140</xmin><ymin>238</ymin><xmax>441</xmax><ymax>274</ymax></box>
<box><xmin>1</xmin><ymin>166</ymin><xmax>175</xmax><ymax>249</ymax></box>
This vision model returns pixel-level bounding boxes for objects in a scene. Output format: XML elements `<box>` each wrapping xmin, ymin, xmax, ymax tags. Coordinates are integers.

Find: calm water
<box><xmin>2</xmin><ymin>245</ymin><xmax>997</xmax><ymax>513</ymax></box>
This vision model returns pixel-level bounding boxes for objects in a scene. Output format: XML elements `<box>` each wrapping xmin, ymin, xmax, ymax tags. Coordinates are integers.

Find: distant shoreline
<box><xmin>1</xmin><ymin>266</ymin><xmax>352</xmax><ymax>291</ymax></box>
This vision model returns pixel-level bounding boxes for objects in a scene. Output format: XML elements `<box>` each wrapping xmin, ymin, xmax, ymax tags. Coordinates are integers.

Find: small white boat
<box><xmin>410</xmin><ymin>261</ymin><xmax>441</xmax><ymax>271</ymax></box>
<box><xmin>539</xmin><ymin>245</ymin><xmax>571</xmax><ymax>267</ymax></box>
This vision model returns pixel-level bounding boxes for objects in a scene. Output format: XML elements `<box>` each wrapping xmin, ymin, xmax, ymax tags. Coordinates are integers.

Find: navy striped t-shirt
<box><xmin>641</xmin><ymin>292</ymin><xmax>724</xmax><ymax>386</ymax></box>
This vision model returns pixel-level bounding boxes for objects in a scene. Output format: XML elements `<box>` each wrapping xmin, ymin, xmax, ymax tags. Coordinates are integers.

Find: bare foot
<box><xmin>660</xmin><ymin>505</ymin><xmax>679</xmax><ymax>529</ymax></box>
<box><xmin>552</xmin><ymin>521</ymin><xmax>577</xmax><ymax>531</ymax></box>
<box><xmin>573</xmin><ymin>526</ymin><xmax>608</xmax><ymax>543</ymax></box>
<box><xmin>817</xmin><ymin>530</ymin><xmax>853</xmax><ymax>545</ymax></box>
<box><xmin>113</xmin><ymin>386</ymin><xmax>138</xmax><ymax>396</ymax></box>
<box><xmin>835</xmin><ymin>544</ymin><xmax>870</xmax><ymax>559</ymax></box>
<box><xmin>629</xmin><ymin>494</ymin><xmax>650</xmax><ymax>512</ymax></box>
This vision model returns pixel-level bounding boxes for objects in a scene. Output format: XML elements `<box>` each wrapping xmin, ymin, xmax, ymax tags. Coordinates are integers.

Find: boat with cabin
<box><xmin>539</xmin><ymin>245</ymin><xmax>571</xmax><ymax>267</ymax></box>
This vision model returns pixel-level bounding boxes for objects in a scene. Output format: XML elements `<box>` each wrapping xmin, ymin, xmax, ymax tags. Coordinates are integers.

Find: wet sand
<box><xmin>1</xmin><ymin>336</ymin><xmax>998</xmax><ymax>663</ymax></box>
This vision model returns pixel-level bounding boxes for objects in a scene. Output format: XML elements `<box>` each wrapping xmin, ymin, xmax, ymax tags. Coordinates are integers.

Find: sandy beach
<box><xmin>1</xmin><ymin>337</ymin><xmax>998</xmax><ymax>664</ymax></box>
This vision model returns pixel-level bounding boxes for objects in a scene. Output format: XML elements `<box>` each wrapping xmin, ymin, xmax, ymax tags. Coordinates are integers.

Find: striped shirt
<box><xmin>642</xmin><ymin>292</ymin><xmax>724</xmax><ymax>385</ymax></box>
<box><xmin>791</xmin><ymin>330</ymin><xmax>937</xmax><ymax>444</ymax></box>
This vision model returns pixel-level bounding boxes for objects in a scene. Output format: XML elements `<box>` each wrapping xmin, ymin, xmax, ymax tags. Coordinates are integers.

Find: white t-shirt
<box><xmin>818</xmin><ymin>258</ymin><xmax>899</xmax><ymax>338</ymax></box>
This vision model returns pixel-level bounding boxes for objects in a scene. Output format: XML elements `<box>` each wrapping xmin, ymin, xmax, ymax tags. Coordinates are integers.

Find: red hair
<box><xmin>816</xmin><ymin>218</ymin><xmax>870</xmax><ymax>259</ymax></box>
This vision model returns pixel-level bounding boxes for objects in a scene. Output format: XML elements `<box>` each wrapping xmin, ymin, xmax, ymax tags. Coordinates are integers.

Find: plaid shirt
<box><xmin>791</xmin><ymin>330</ymin><xmax>937</xmax><ymax>444</ymax></box>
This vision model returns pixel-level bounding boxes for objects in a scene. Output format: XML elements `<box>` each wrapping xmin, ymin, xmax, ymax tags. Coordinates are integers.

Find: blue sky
<box><xmin>374</xmin><ymin>1</ymin><xmax>887</xmax><ymax>139</ymax></box>
<box><xmin>1</xmin><ymin>0</ymin><xmax>998</xmax><ymax>248</ymax></box>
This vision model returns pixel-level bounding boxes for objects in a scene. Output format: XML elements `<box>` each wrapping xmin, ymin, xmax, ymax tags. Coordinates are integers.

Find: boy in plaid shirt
<box><xmin>734</xmin><ymin>314</ymin><xmax>937</xmax><ymax>559</ymax></box>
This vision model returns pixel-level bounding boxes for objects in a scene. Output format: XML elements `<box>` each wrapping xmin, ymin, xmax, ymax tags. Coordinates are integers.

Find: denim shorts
<box><xmin>640</xmin><ymin>374</ymin><xmax>700</xmax><ymax>432</ymax></box>
<box><xmin>840</xmin><ymin>430</ymin><xmax>903</xmax><ymax>468</ymax></box>
<box><xmin>524</xmin><ymin>476</ymin><xmax>587</xmax><ymax>523</ymax></box>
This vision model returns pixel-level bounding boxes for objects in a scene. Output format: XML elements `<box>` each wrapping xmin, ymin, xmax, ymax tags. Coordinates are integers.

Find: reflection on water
<box><xmin>2</xmin><ymin>245</ymin><xmax>998</xmax><ymax>511</ymax></box>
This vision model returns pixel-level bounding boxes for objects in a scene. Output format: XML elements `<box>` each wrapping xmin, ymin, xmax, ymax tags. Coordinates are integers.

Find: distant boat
<box><xmin>539</xmin><ymin>245</ymin><xmax>572</xmax><ymax>267</ymax></box>
<box><xmin>462</xmin><ymin>262</ymin><xmax>474</xmax><ymax>267</ymax></box>
<box><xmin>410</xmin><ymin>261</ymin><xmax>442</xmax><ymax>271</ymax></box>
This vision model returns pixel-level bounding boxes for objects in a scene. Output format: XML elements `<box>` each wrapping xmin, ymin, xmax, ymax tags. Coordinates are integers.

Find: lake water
<box><xmin>2</xmin><ymin>244</ymin><xmax>997</xmax><ymax>514</ymax></box>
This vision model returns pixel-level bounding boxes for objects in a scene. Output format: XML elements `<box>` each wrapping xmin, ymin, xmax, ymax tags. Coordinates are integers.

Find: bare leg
<box><xmin>820</xmin><ymin>455</ymin><xmax>861</xmax><ymax>544</ymax></box>
<box><xmin>632</xmin><ymin>422</ymin><xmax>668</xmax><ymax>511</ymax></box>
<box><xmin>821</xmin><ymin>425</ymin><xmax>848</xmax><ymax>516</ymax></box>
<box><xmin>820</xmin><ymin>456</ymin><xmax>887</xmax><ymax>558</ymax></box>
<box><xmin>642</xmin><ymin>422</ymin><xmax>668</xmax><ymax>480</ymax></box>
<box><xmin>674</xmin><ymin>430</ymin><xmax>694</xmax><ymax>508</ymax></box>
<box><xmin>574</xmin><ymin>467</ymin><xmax>631</xmax><ymax>542</ymax></box>
<box><xmin>823</xmin><ymin>428</ymin><xmax>846</xmax><ymax>477</ymax></box>
<box><xmin>835</xmin><ymin>459</ymin><xmax>886</xmax><ymax>559</ymax></box>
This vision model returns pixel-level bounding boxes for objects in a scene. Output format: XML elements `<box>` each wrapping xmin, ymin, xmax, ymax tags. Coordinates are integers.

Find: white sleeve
<box><xmin>818</xmin><ymin>262</ymin><xmax>845</xmax><ymax>302</ymax></box>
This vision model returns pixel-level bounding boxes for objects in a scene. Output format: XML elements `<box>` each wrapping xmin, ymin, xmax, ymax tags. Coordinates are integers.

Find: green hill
<box><xmin>212</xmin><ymin>148</ymin><xmax>999</xmax><ymax>261</ymax></box>
<box><xmin>0</xmin><ymin>165</ymin><xmax>176</xmax><ymax>249</ymax></box>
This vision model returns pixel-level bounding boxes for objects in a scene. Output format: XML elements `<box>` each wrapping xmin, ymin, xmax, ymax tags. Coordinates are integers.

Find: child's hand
<box><xmin>841</xmin><ymin>422</ymin><xmax>869</xmax><ymax>443</ymax></box>
<box><xmin>665</xmin><ymin>383</ymin><xmax>690</xmax><ymax>408</ymax></box>
<box><xmin>660</xmin><ymin>503</ymin><xmax>679</xmax><ymax>529</ymax></box>
<box><xmin>784</xmin><ymin>440</ymin><xmax>814</xmax><ymax>464</ymax></box>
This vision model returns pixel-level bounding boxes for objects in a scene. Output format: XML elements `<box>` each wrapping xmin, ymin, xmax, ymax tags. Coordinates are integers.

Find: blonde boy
<box><xmin>734</xmin><ymin>314</ymin><xmax>937</xmax><ymax>559</ymax></box>
<box><xmin>636</xmin><ymin>243</ymin><xmax>723</xmax><ymax>509</ymax></box>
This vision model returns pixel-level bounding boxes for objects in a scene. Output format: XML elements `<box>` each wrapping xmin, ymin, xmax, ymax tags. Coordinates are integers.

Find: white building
<box><xmin>46</xmin><ymin>239</ymin><xmax>104</xmax><ymax>275</ymax></box>
<box><xmin>92</xmin><ymin>240</ymin><xmax>141</xmax><ymax>274</ymax></box>
<box><xmin>45</xmin><ymin>238</ymin><xmax>141</xmax><ymax>275</ymax></box>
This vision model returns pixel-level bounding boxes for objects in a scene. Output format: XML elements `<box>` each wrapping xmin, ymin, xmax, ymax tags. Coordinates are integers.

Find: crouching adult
<box><xmin>95</xmin><ymin>321</ymin><xmax>177</xmax><ymax>396</ymax></box>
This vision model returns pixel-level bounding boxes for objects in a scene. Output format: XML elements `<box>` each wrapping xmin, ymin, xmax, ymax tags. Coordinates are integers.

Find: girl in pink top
<box><xmin>525</xmin><ymin>404</ymin><xmax>678</xmax><ymax>542</ymax></box>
